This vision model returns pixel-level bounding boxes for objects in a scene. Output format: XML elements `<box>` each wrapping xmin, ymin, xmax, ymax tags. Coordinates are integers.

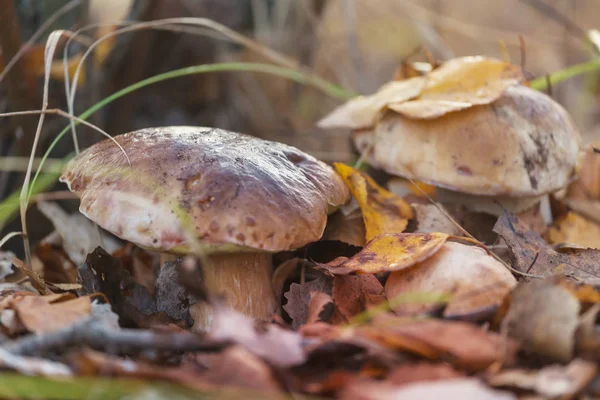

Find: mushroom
<box><xmin>60</xmin><ymin>126</ymin><xmax>350</xmax><ymax>329</ymax></box>
<box><xmin>351</xmin><ymin>85</ymin><xmax>581</xmax><ymax>217</ymax></box>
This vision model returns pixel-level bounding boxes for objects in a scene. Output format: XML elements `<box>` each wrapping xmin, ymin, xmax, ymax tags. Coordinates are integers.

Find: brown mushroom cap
<box><xmin>353</xmin><ymin>85</ymin><xmax>581</xmax><ymax>197</ymax></box>
<box><xmin>60</xmin><ymin>126</ymin><xmax>350</xmax><ymax>253</ymax></box>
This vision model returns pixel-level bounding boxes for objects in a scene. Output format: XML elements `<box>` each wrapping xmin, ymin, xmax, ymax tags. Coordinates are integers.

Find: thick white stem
<box><xmin>189</xmin><ymin>252</ymin><xmax>277</xmax><ymax>331</ymax></box>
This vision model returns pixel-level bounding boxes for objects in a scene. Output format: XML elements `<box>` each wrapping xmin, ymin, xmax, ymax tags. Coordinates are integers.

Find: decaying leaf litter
<box><xmin>2</xmin><ymin>18</ymin><xmax>600</xmax><ymax>400</ymax></box>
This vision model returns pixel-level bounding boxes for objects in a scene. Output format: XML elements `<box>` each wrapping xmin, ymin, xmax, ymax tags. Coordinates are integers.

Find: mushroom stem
<box><xmin>190</xmin><ymin>252</ymin><xmax>277</xmax><ymax>331</ymax></box>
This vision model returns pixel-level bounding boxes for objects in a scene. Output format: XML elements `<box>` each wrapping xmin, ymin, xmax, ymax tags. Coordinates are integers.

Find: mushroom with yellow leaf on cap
<box><xmin>60</xmin><ymin>126</ymin><xmax>350</xmax><ymax>330</ymax></box>
<box><xmin>319</xmin><ymin>58</ymin><xmax>581</xmax><ymax>218</ymax></box>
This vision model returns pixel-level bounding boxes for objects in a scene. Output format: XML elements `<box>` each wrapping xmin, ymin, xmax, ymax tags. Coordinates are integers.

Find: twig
<box><xmin>4</xmin><ymin>320</ymin><xmax>228</xmax><ymax>357</ymax></box>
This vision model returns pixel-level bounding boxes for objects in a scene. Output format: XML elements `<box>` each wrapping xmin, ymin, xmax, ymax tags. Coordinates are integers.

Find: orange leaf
<box><xmin>318</xmin><ymin>233</ymin><xmax>448</xmax><ymax>275</ymax></box>
<box><xmin>334</xmin><ymin>163</ymin><xmax>413</xmax><ymax>242</ymax></box>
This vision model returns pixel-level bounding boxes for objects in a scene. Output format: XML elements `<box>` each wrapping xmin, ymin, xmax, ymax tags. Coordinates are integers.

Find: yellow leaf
<box><xmin>334</xmin><ymin>163</ymin><xmax>414</xmax><ymax>241</ymax></box>
<box><xmin>390</xmin><ymin>56</ymin><xmax>525</xmax><ymax>119</ymax></box>
<box><xmin>545</xmin><ymin>212</ymin><xmax>600</xmax><ymax>249</ymax></box>
<box><xmin>317</xmin><ymin>77</ymin><xmax>425</xmax><ymax>129</ymax></box>
<box><xmin>319</xmin><ymin>232</ymin><xmax>449</xmax><ymax>274</ymax></box>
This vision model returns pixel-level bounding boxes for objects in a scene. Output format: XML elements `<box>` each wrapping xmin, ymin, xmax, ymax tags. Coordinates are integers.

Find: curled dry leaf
<box><xmin>504</xmin><ymin>279</ymin><xmax>580</xmax><ymax>363</ymax></box>
<box><xmin>340</xmin><ymin>377</ymin><xmax>517</xmax><ymax>400</ymax></box>
<box><xmin>307</xmin><ymin>292</ymin><xmax>334</xmax><ymax>325</ymax></box>
<box><xmin>317</xmin><ymin>233</ymin><xmax>448</xmax><ymax>275</ymax></box>
<box><xmin>317</xmin><ymin>77</ymin><xmax>425</xmax><ymax>129</ymax></box>
<box><xmin>385</xmin><ymin>242</ymin><xmax>516</xmax><ymax>319</ymax></box>
<box><xmin>494</xmin><ymin>211</ymin><xmax>600</xmax><ymax>285</ymax></box>
<box><xmin>389</xmin><ymin>56</ymin><xmax>525</xmax><ymax>119</ymax></box>
<box><xmin>334</xmin><ymin>163</ymin><xmax>414</xmax><ymax>242</ymax></box>
<box><xmin>488</xmin><ymin>359</ymin><xmax>597</xmax><ymax>398</ymax></box>
<box><xmin>358</xmin><ymin>317</ymin><xmax>516</xmax><ymax>371</ymax></box>
<box><xmin>317</xmin><ymin>56</ymin><xmax>524</xmax><ymax>129</ymax></box>
<box><xmin>13</xmin><ymin>294</ymin><xmax>91</xmax><ymax>335</ymax></box>
<box><xmin>332</xmin><ymin>274</ymin><xmax>384</xmax><ymax>321</ymax></box>
<box><xmin>545</xmin><ymin>211</ymin><xmax>600</xmax><ymax>249</ymax></box>
<box><xmin>322</xmin><ymin>210</ymin><xmax>366</xmax><ymax>247</ymax></box>
<box><xmin>283</xmin><ymin>276</ymin><xmax>332</xmax><ymax>329</ymax></box>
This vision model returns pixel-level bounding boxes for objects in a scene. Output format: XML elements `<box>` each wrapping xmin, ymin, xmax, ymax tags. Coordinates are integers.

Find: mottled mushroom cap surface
<box><xmin>353</xmin><ymin>85</ymin><xmax>581</xmax><ymax>196</ymax></box>
<box><xmin>60</xmin><ymin>127</ymin><xmax>350</xmax><ymax>253</ymax></box>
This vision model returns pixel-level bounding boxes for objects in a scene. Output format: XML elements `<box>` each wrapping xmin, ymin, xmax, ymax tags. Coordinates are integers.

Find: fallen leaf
<box><xmin>494</xmin><ymin>211</ymin><xmax>600</xmax><ymax>285</ymax></box>
<box><xmin>317</xmin><ymin>77</ymin><xmax>425</xmax><ymax>129</ymax></box>
<box><xmin>385</xmin><ymin>242</ymin><xmax>516</xmax><ymax>320</ymax></box>
<box><xmin>316</xmin><ymin>233</ymin><xmax>448</xmax><ymax>275</ymax></box>
<box><xmin>283</xmin><ymin>276</ymin><xmax>332</xmax><ymax>329</ymax></box>
<box><xmin>358</xmin><ymin>317</ymin><xmax>517</xmax><ymax>371</ymax></box>
<box><xmin>412</xmin><ymin>203</ymin><xmax>463</xmax><ymax>235</ymax></box>
<box><xmin>322</xmin><ymin>210</ymin><xmax>366</xmax><ymax>246</ymax></box>
<box><xmin>191</xmin><ymin>346</ymin><xmax>283</xmax><ymax>393</ymax></box>
<box><xmin>37</xmin><ymin>202</ymin><xmax>120</xmax><ymax>266</ymax></box>
<box><xmin>334</xmin><ymin>163</ymin><xmax>414</xmax><ymax>241</ymax></box>
<box><xmin>13</xmin><ymin>295</ymin><xmax>91</xmax><ymax>334</ymax></box>
<box><xmin>333</xmin><ymin>275</ymin><xmax>384</xmax><ymax>321</ymax></box>
<box><xmin>389</xmin><ymin>56</ymin><xmax>525</xmax><ymax>119</ymax></box>
<box><xmin>317</xmin><ymin>56</ymin><xmax>524</xmax><ymax>128</ymax></box>
<box><xmin>488</xmin><ymin>359</ymin><xmax>596</xmax><ymax>398</ymax></box>
<box><xmin>340</xmin><ymin>377</ymin><xmax>517</xmax><ymax>400</ymax></box>
<box><xmin>504</xmin><ymin>278</ymin><xmax>580</xmax><ymax>362</ymax></box>
<box><xmin>78</xmin><ymin>248</ymin><xmax>195</xmax><ymax>328</ymax></box>
<box><xmin>545</xmin><ymin>211</ymin><xmax>600</xmax><ymax>249</ymax></box>
<box><xmin>307</xmin><ymin>292</ymin><xmax>334</xmax><ymax>325</ymax></box>
<box><xmin>387</xmin><ymin>362</ymin><xmax>463</xmax><ymax>386</ymax></box>
<box><xmin>209</xmin><ymin>304</ymin><xmax>306</xmax><ymax>368</ymax></box>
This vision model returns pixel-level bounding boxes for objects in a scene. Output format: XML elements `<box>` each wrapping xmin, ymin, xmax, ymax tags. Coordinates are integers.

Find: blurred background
<box><xmin>1</xmin><ymin>0</ymin><xmax>600</xmax><ymax>256</ymax></box>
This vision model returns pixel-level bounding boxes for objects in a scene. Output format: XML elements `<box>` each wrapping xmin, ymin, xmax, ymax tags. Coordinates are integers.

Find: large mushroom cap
<box><xmin>60</xmin><ymin>126</ymin><xmax>350</xmax><ymax>253</ymax></box>
<box><xmin>353</xmin><ymin>85</ymin><xmax>581</xmax><ymax>196</ymax></box>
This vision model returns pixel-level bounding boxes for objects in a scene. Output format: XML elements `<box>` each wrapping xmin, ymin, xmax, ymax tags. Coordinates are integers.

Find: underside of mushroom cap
<box><xmin>353</xmin><ymin>85</ymin><xmax>581</xmax><ymax>197</ymax></box>
<box><xmin>60</xmin><ymin>126</ymin><xmax>350</xmax><ymax>253</ymax></box>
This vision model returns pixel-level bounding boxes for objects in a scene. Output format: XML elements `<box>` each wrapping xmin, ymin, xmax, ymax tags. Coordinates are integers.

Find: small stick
<box><xmin>5</xmin><ymin>320</ymin><xmax>228</xmax><ymax>357</ymax></box>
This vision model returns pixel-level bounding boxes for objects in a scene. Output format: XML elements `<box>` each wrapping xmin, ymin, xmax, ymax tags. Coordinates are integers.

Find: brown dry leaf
<box><xmin>307</xmin><ymin>292</ymin><xmax>334</xmax><ymax>325</ymax></box>
<box><xmin>387</xmin><ymin>362</ymin><xmax>463</xmax><ymax>386</ymax></box>
<box><xmin>504</xmin><ymin>278</ymin><xmax>580</xmax><ymax>363</ymax></box>
<box><xmin>333</xmin><ymin>275</ymin><xmax>384</xmax><ymax>321</ymax></box>
<box><xmin>390</xmin><ymin>56</ymin><xmax>525</xmax><ymax>119</ymax></box>
<box><xmin>317</xmin><ymin>77</ymin><xmax>425</xmax><ymax>129</ymax></box>
<box><xmin>283</xmin><ymin>276</ymin><xmax>332</xmax><ymax>329</ymax></box>
<box><xmin>272</xmin><ymin>258</ymin><xmax>301</xmax><ymax>302</ymax></box>
<box><xmin>340</xmin><ymin>377</ymin><xmax>516</xmax><ymax>400</ymax></box>
<box><xmin>494</xmin><ymin>211</ymin><xmax>600</xmax><ymax>285</ymax></box>
<box><xmin>189</xmin><ymin>346</ymin><xmax>283</xmax><ymax>393</ymax></box>
<box><xmin>317</xmin><ymin>233</ymin><xmax>448</xmax><ymax>275</ymax></box>
<box><xmin>488</xmin><ymin>359</ymin><xmax>597</xmax><ymax>398</ymax></box>
<box><xmin>13</xmin><ymin>295</ymin><xmax>91</xmax><ymax>334</ymax></box>
<box><xmin>385</xmin><ymin>242</ymin><xmax>516</xmax><ymax>319</ymax></box>
<box><xmin>322</xmin><ymin>210</ymin><xmax>366</xmax><ymax>247</ymax></box>
<box><xmin>358</xmin><ymin>317</ymin><xmax>517</xmax><ymax>371</ymax></box>
<box><xmin>334</xmin><ymin>163</ymin><xmax>414</xmax><ymax>242</ymax></box>
<box><xmin>545</xmin><ymin>211</ymin><xmax>600</xmax><ymax>249</ymax></box>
